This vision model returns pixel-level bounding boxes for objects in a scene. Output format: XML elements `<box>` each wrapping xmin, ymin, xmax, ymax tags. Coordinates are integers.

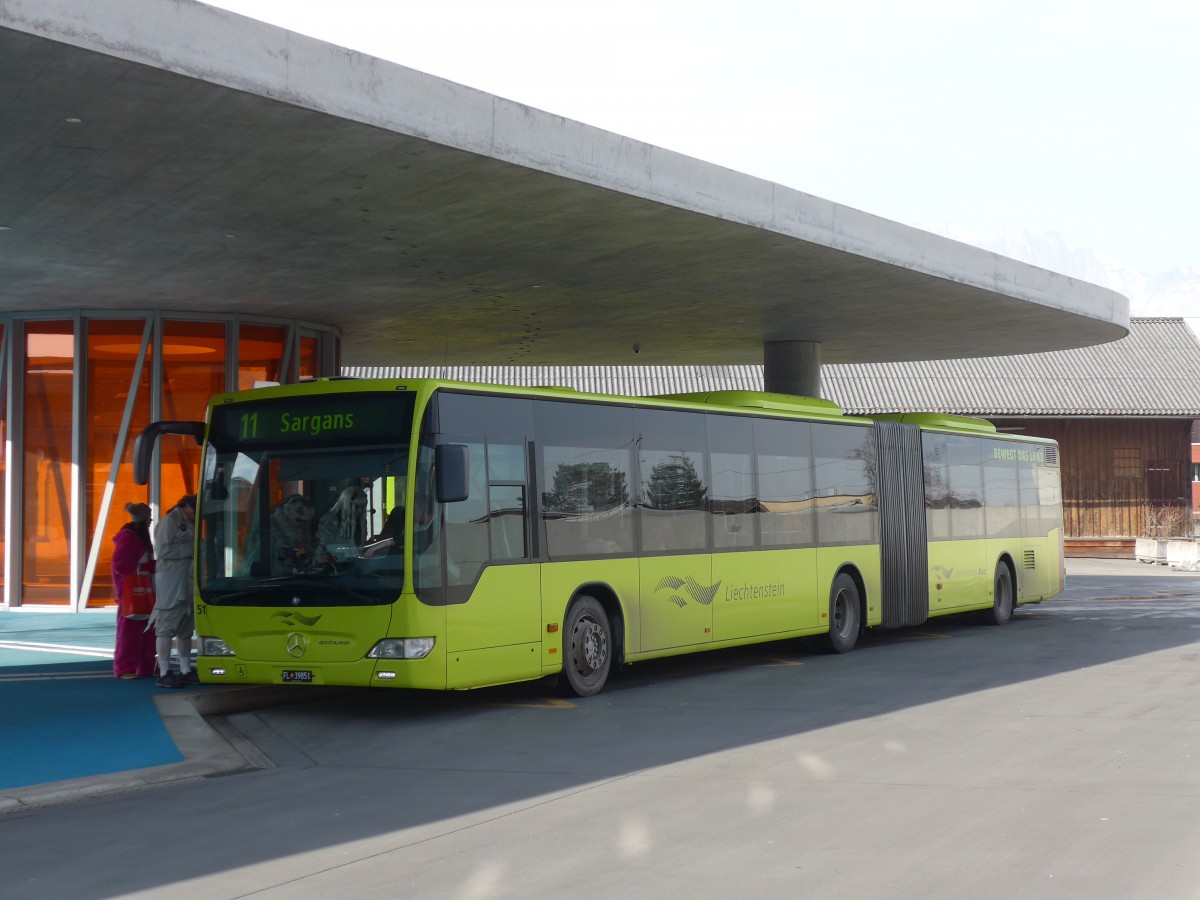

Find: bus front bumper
<box><xmin>196</xmin><ymin>651</ymin><xmax>446</xmax><ymax>689</ymax></box>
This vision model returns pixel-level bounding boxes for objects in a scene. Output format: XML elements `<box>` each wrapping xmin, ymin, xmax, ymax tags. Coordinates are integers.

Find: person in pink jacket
<box><xmin>111</xmin><ymin>501</ymin><xmax>157</xmax><ymax>679</ymax></box>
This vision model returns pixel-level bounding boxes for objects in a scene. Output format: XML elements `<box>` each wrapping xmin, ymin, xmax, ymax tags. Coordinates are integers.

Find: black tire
<box><xmin>557</xmin><ymin>595</ymin><xmax>612</xmax><ymax>697</ymax></box>
<box><xmin>987</xmin><ymin>562</ymin><xmax>1014</xmax><ymax>626</ymax></box>
<box><xmin>824</xmin><ymin>573</ymin><xmax>861</xmax><ymax>654</ymax></box>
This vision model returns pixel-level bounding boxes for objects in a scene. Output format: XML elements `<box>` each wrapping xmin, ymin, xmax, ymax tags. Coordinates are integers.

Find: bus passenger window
<box><xmin>755</xmin><ymin>418</ymin><xmax>814</xmax><ymax>548</ymax></box>
<box><xmin>535</xmin><ymin>400</ymin><xmax>635</xmax><ymax>559</ymax></box>
<box><xmin>636</xmin><ymin>407</ymin><xmax>708</xmax><ymax>554</ymax></box>
<box><xmin>707</xmin><ymin>414</ymin><xmax>756</xmax><ymax>550</ymax></box>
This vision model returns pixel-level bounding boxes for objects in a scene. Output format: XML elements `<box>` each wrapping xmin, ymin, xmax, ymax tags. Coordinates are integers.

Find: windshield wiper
<box><xmin>202</xmin><ymin>588</ymin><xmax>271</xmax><ymax>603</ymax></box>
<box><xmin>203</xmin><ymin>576</ymin><xmax>387</xmax><ymax>605</ymax></box>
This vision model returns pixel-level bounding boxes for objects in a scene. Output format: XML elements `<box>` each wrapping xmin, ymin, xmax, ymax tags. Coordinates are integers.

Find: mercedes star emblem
<box><xmin>286</xmin><ymin>632</ymin><xmax>307</xmax><ymax>658</ymax></box>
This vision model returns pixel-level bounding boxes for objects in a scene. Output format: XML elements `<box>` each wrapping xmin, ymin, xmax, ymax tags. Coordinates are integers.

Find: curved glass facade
<box><xmin>0</xmin><ymin>312</ymin><xmax>338</xmax><ymax>610</ymax></box>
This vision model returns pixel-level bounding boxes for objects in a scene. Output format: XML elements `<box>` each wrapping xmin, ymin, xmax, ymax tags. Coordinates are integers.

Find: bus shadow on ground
<box><xmin>217</xmin><ymin>579</ymin><xmax>1197</xmax><ymax>783</ymax></box>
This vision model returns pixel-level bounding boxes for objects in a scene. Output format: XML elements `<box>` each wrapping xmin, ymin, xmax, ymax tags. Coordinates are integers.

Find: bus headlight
<box><xmin>366</xmin><ymin>638</ymin><xmax>435</xmax><ymax>659</ymax></box>
<box><xmin>200</xmin><ymin>636</ymin><xmax>236</xmax><ymax>657</ymax></box>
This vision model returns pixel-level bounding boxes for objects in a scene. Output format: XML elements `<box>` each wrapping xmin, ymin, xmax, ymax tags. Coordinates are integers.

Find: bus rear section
<box><xmin>873</xmin><ymin>414</ymin><xmax>1064</xmax><ymax>629</ymax></box>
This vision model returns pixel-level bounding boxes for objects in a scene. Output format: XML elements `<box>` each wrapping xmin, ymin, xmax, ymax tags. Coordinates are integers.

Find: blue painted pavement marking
<box><xmin>0</xmin><ymin>612</ymin><xmax>186</xmax><ymax>792</ymax></box>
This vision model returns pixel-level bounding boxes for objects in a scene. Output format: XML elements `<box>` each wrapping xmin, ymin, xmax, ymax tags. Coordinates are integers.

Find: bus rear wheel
<box><xmin>824</xmin><ymin>573</ymin><xmax>861</xmax><ymax>654</ymax></box>
<box><xmin>558</xmin><ymin>595</ymin><xmax>612</xmax><ymax>697</ymax></box>
<box><xmin>987</xmin><ymin>562</ymin><xmax>1014</xmax><ymax>625</ymax></box>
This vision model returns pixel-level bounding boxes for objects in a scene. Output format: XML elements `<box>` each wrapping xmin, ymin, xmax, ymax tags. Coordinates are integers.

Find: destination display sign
<box><xmin>209</xmin><ymin>391</ymin><xmax>414</xmax><ymax>448</ymax></box>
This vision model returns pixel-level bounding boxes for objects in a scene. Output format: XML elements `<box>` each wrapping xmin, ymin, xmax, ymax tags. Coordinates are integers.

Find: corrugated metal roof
<box><xmin>341</xmin><ymin>365</ymin><xmax>764</xmax><ymax>396</ymax></box>
<box><xmin>826</xmin><ymin>317</ymin><xmax>1200</xmax><ymax>416</ymax></box>
<box><xmin>342</xmin><ymin>318</ymin><xmax>1200</xmax><ymax>417</ymax></box>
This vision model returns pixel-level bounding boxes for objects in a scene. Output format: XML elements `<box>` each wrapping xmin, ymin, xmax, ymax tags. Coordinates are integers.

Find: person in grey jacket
<box><xmin>151</xmin><ymin>494</ymin><xmax>197</xmax><ymax>688</ymax></box>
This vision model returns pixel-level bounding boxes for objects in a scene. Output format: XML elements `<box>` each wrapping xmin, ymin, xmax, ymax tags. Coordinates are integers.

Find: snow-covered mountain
<box><xmin>927</xmin><ymin>225</ymin><xmax>1200</xmax><ymax>318</ymax></box>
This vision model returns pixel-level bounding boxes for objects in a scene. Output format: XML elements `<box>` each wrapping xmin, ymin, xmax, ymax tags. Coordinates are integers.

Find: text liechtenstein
<box><xmin>725</xmin><ymin>581</ymin><xmax>786</xmax><ymax>602</ymax></box>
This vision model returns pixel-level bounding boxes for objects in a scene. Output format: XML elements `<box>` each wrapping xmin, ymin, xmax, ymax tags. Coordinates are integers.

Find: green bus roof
<box><xmin>873</xmin><ymin>412</ymin><xmax>997</xmax><ymax>434</ymax></box>
<box><xmin>653</xmin><ymin>390</ymin><xmax>846</xmax><ymax>419</ymax></box>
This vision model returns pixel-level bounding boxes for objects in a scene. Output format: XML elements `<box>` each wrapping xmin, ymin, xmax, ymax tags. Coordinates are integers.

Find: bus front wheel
<box><xmin>558</xmin><ymin>595</ymin><xmax>612</xmax><ymax>697</ymax></box>
<box><xmin>987</xmin><ymin>562</ymin><xmax>1014</xmax><ymax>626</ymax></box>
<box><xmin>824</xmin><ymin>573</ymin><xmax>861</xmax><ymax>654</ymax></box>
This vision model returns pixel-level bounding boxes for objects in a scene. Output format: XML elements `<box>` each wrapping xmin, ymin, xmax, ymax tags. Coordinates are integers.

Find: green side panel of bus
<box><xmin>445</xmin><ymin>642</ymin><xmax>543</xmax><ymax>689</ymax></box>
<box><xmin>446</xmin><ymin>566</ymin><xmax>541</xmax><ymax>651</ymax></box>
<box><xmin>640</xmin><ymin>552</ymin><xmax>713</xmax><ymax>651</ymax></box>
<box><xmin>711</xmin><ymin>548</ymin><xmax>819</xmax><ymax>642</ymax></box>
<box><xmin>1015</xmin><ymin>528</ymin><xmax>1061</xmax><ymax>602</ymax></box>
<box><xmin>926</xmin><ymin>531</ymin><xmax>1062</xmax><ymax>616</ymax></box>
<box><xmin>926</xmin><ymin>539</ymin><xmax>991</xmax><ymax>615</ymax></box>
<box><xmin>445</xmin><ymin>565</ymin><xmax>542</xmax><ymax>689</ymax></box>
<box><xmin>531</xmin><ymin>545</ymin><xmax>884</xmax><ymax>670</ymax></box>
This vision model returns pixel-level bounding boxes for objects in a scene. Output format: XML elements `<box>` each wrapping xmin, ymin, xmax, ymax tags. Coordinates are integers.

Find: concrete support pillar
<box><xmin>763</xmin><ymin>340</ymin><xmax>822</xmax><ymax>398</ymax></box>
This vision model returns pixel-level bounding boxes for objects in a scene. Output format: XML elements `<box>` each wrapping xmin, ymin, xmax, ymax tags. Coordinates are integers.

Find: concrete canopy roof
<box><xmin>1</xmin><ymin>0</ymin><xmax>1129</xmax><ymax>367</ymax></box>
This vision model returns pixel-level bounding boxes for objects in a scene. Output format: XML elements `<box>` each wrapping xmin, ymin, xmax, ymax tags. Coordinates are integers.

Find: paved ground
<box><xmin>2</xmin><ymin>557</ymin><xmax>1199</xmax><ymax>898</ymax></box>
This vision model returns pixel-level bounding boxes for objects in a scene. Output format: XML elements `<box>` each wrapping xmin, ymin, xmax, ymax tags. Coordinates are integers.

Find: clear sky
<box><xmin>203</xmin><ymin>0</ymin><xmax>1198</xmax><ymax>279</ymax></box>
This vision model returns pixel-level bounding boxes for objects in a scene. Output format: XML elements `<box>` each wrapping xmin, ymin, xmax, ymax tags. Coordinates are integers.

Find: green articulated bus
<box><xmin>135</xmin><ymin>378</ymin><xmax>1064</xmax><ymax>697</ymax></box>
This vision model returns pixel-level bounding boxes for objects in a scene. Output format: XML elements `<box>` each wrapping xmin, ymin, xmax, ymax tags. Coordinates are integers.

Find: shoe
<box><xmin>156</xmin><ymin>671</ymin><xmax>183</xmax><ymax>689</ymax></box>
<box><xmin>118</xmin><ymin>673</ymin><xmax>137</xmax><ymax>680</ymax></box>
<box><xmin>180</xmin><ymin>670</ymin><xmax>201</xmax><ymax>685</ymax></box>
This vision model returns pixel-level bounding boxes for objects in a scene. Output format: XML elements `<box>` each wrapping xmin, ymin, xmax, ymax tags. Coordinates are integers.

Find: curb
<box><xmin>0</xmin><ymin>684</ymin><xmax>352</xmax><ymax>815</ymax></box>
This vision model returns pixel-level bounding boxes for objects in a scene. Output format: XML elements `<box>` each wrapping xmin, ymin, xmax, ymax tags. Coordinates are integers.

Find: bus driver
<box><xmin>270</xmin><ymin>493</ymin><xmax>316</xmax><ymax>574</ymax></box>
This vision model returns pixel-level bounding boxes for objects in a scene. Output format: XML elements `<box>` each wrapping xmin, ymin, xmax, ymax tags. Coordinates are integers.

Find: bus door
<box><xmin>432</xmin><ymin>412</ymin><xmax>541</xmax><ymax>687</ymax></box>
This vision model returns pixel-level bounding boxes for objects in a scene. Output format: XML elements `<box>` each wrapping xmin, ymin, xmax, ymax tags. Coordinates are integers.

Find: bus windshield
<box><xmin>197</xmin><ymin>392</ymin><xmax>415</xmax><ymax>606</ymax></box>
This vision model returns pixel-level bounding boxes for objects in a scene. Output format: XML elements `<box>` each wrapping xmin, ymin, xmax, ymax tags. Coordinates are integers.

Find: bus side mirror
<box><xmin>435</xmin><ymin>444</ymin><xmax>469</xmax><ymax>503</ymax></box>
<box><xmin>134</xmin><ymin>421</ymin><xmax>206</xmax><ymax>485</ymax></box>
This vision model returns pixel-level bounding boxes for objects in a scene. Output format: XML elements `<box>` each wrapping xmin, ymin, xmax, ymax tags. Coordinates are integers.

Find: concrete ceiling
<box><xmin>1</xmin><ymin>0</ymin><xmax>1129</xmax><ymax>367</ymax></box>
